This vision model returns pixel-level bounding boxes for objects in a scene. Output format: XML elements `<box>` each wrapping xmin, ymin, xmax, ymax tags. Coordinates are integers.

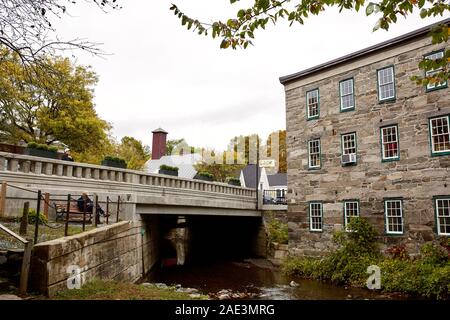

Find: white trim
<box><xmin>381</xmin><ymin>125</ymin><xmax>399</xmax><ymax>160</ymax></box>
<box><xmin>377</xmin><ymin>66</ymin><xmax>395</xmax><ymax>101</ymax></box>
<box><xmin>306</xmin><ymin>89</ymin><xmax>319</xmax><ymax>119</ymax></box>
<box><xmin>384</xmin><ymin>199</ymin><xmax>404</xmax><ymax>235</ymax></box>
<box><xmin>344</xmin><ymin>201</ymin><xmax>359</xmax><ymax>231</ymax></box>
<box><xmin>308</xmin><ymin>139</ymin><xmax>321</xmax><ymax>168</ymax></box>
<box><xmin>341</xmin><ymin>133</ymin><xmax>356</xmax><ymax>155</ymax></box>
<box><xmin>309</xmin><ymin>202</ymin><xmax>323</xmax><ymax>232</ymax></box>
<box><xmin>339</xmin><ymin>78</ymin><xmax>354</xmax><ymax>110</ymax></box>
<box><xmin>435</xmin><ymin>198</ymin><xmax>450</xmax><ymax>236</ymax></box>
<box><xmin>429</xmin><ymin>115</ymin><xmax>450</xmax><ymax>154</ymax></box>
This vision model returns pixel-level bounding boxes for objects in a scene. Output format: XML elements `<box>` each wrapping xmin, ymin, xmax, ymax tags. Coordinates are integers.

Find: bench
<box><xmin>54</xmin><ymin>202</ymin><xmax>93</xmax><ymax>223</ymax></box>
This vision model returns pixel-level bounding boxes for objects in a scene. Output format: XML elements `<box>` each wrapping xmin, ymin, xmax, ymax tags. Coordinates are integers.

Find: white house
<box><xmin>239</xmin><ymin>164</ymin><xmax>287</xmax><ymax>203</ymax></box>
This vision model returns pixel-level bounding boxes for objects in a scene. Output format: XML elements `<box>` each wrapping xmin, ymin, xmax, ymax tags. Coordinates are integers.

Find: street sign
<box><xmin>259</xmin><ymin>159</ymin><xmax>276</xmax><ymax>168</ymax></box>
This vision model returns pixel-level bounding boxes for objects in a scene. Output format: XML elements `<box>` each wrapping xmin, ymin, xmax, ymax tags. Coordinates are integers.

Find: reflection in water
<box><xmin>147</xmin><ymin>260</ymin><xmax>412</xmax><ymax>300</ymax></box>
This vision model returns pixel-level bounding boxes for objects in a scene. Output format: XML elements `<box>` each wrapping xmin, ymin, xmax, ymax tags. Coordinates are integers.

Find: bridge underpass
<box><xmin>146</xmin><ymin>214</ymin><xmax>267</xmax><ymax>268</ymax></box>
<box><xmin>0</xmin><ymin>152</ymin><xmax>286</xmax><ymax>294</ymax></box>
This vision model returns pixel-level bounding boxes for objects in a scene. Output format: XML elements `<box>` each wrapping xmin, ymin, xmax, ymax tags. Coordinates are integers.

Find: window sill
<box><xmin>378</xmin><ymin>98</ymin><xmax>396</xmax><ymax>104</ymax></box>
<box><xmin>381</xmin><ymin>157</ymin><xmax>400</xmax><ymax>163</ymax></box>
<box><xmin>340</xmin><ymin>107</ymin><xmax>355</xmax><ymax>113</ymax></box>
<box><xmin>307</xmin><ymin>116</ymin><xmax>319</xmax><ymax>121</ymax></box>
<box><xmin>426</xmin><ymin>84</ymin><xmax>448</xmax><ymax>93</ymax></box>
<box><xmin>431</xmin><ymin>151</ymin><xmax>450</xmax><ymax>157</ymax></box>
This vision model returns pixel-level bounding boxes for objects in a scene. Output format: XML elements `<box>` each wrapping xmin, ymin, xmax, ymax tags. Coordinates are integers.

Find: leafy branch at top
<box><xmin>171</xmin><ymin>0</ymin><xmax>449</xmax><ymax>85</ymax></box>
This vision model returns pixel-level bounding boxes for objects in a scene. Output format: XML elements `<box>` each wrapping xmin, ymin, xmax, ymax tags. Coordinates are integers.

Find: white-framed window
<box><xmin>435</xmin><ymin>197</ymin><xmax>450</xmax><ymax>236</ymax></box>
<box><xmin>341</xmin><ymin>132</ymin><xmax>357</xmax><ymax>155</ymax></box>
<box><xmin>344</xmin><ymin>201</ymin><xmax>359</xmax><ymax>231</ymax></box>
<box><xmin>309</xmin><ymin>202</ymin><xmax>323</xmax><ymax>232</ymax></box>
<box><xmin>429</xmin><ymin>115</ymin><xmax>450</xmax><ymax>155</ymax></box>
<box><xmin>377</xmin><ymin>66</ymin><xmax>395</xmax><ymax>101</ymax></box>
<box><xmin>381</xmin><ymin>125</ymin><xmax>399</xmax><ymax>160</ymax></box>
<box><xmin>308</xmin><ymin>139</ymin><xmax>321</xmax><ymax>169</ymax></box>
<box><xmin>339</xmin><ymin>78</ymin><xmax>355</xmax><ymax>111</ymax></box>
<box><xmin>384</xmin><ymin>199</ymin><xmax>404</xmax><ymax>234</ymax></box>
<box><xmin>306</xmin><ymin>89</ymin><xmax>319</xmax><ymax>119</ymax></box>
<box><xmin>425</xmin><ymin>50</ymin><xmax>447</xmax><ymax>91</ymax></box>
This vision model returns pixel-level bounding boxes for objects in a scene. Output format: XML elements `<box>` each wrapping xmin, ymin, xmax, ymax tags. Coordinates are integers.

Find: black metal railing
<box><xmin>262</xmin><ymin>189</ymin><xmax>287</xmax><ymax>205</ymax></box>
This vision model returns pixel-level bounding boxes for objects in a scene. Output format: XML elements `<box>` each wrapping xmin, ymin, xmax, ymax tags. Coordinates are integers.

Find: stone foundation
<box><xmin>30</xmin><ymin>218</ymin><xmax>160</xmax><ymax>297</ymax></box>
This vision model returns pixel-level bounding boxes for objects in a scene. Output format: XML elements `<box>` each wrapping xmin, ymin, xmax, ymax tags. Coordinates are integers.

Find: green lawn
<box><xmin>0</xmin><ymin>218</ymin><xmax>95</xmax><ymax>249</ymax></box>
<box><xmin>54</xmin><ymin>279</ymin><xmax>208</xmax><ymax>300</ymax></box>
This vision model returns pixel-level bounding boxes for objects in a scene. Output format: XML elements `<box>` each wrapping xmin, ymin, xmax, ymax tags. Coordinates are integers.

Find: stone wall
<box><xmin>30</xmin><ymin>218</ymin><xmax>160</xmax><ymax>297</ymax></box>
<box><xmin>284</xmin><ymin>34</ymin><xmax>450</xmax><ymax>256</ymax></box>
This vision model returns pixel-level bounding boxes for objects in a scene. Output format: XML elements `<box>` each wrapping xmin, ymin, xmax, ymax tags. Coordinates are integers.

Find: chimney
<box><xmin>151</xmin><ymin>128</ymin><xmax>168</xmax><ymax>160</ymax></box>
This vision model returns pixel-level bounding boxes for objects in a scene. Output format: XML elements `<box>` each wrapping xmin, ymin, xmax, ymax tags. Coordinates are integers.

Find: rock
<box><xmin>290</xmin><ymin>281</ymin><xmax>299</xmax><ymax>287</ymax></box>
<box><xmin>175</xmin><ymin>284</ymin><xmax>182</xmax><ymax>289</ymax></box>
<box><xmin>153</xmin><ymin>283</ymin><xmax>168</xmax><ymax>289</ymax></box>
<box><xmin>183</xmin><ymin>288</ymin><xmax>198</xmax><ymax>294</ymax></box>
<box><xmin>189</xmin><ymin>293</ymin><xmax>202</xmax><ymax>299</ymax></box>
<box><xmin>141</xmin><ymin>282</ymin><xmax>152</xmax><ymax>287</ymax></box>
<box><xmin>218</xmin><ymin>294</ymin><xmax>230</xmax><ymax>300</ymax></box>
<box><xmin>0</xmin><ymin>294</ymin><xmax>22</xmax><ymax>300</ymax></box>
<box><xmin>217</xmin><ymin>289</ymin><xmax>230</xmax><ymax>295</ymax></box>
<box><xmin>347</xmin><ymin>294</ymin><xmax>352</xmax><ymax>299</ymax></box>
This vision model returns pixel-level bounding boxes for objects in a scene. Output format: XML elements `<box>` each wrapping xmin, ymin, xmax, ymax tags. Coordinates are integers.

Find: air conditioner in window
<box><xmin>341</xmin><ymin>153</ymin><xmax>357</xmax><ymax>164</ymax></box>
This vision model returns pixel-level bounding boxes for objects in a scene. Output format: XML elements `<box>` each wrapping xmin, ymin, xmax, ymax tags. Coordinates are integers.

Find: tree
<box><xmin>170</xmin><ymin>1</ymin><xmax>449</xmax><ymax>86</ymax></box>
<box><xmin>195</xmin><ymin>149</ymin><xmax>246</xmax><ymax>182</ymax></box>
<box><xmin>229</xmin><ymin>133</ymin><xmax>261</xmax><ymax>165</ymax></box>
<box><xmin>117</xmin><ymin>136</ymin><xmax>151</xmax><ymax>170</ymax></box>
<box><xmin>0</xmin><ymin>49</ymin><xmax>111</xmax><ymax>156</ymax></box>
<box><xmin>0</xmin><ymin>0</ymin><xmax>121</xmax><ymax>66</ymax></box>
<box><xmin>166</xmin><ymin>138</ymin><xmax>195</xmax><ymax>155</ymax></box>
<box><xmin>267</xmin><ymin>130</ymin><xmax>287</xmax><ymax>173</ymax></box>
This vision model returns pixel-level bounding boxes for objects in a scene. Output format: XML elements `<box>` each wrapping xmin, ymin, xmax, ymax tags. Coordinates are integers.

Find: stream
<box><xmin>146</xmin><ymin>259</ymin><xmax>413</xmax><ymax>300</ymax></box>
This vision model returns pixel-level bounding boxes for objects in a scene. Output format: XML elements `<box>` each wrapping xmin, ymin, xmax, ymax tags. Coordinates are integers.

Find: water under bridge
<box><xmin>0</xmin><ymin>152</ymin><xmax>287</xmax><ymax>295</ymax></box>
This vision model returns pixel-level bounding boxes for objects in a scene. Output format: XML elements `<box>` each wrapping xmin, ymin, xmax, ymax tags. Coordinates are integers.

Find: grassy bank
<box><xmin>282</xmin><ymin>218</ymin><xmax>450</xmax><ymax>299</ymax></box>
<box><xmin>0</xmin><ymin>218</ymin><xmax>95</xmax><ymax>249</ymax></box>
<box><xmin>54</xmin><ymin>279</ymin><xmax>208</xmax><ymax>300</ymax></box>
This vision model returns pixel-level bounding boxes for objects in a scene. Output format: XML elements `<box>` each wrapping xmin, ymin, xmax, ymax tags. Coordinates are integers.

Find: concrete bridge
<box><xmin>0</xmin><ymin>151</ymin><xmax>286</xmax><ymax>287</ymax></box>
<box><xmin>0</xmin><ymin>151</ymin><xmax>267</xmax><ymax>219</ymax></box>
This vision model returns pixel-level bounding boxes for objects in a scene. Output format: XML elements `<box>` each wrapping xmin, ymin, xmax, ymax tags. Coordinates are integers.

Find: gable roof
<box><xmin>268</xmin><ymin>173</ymin><xmax>287</xmax><ymax>187</ymax></box>
<box><xmin>279</xmin><ymin>18</ymin><xmax>450</xmax><ymax>85</ymax></box>
<box><xmin>241</xmin><ymin>164</ymin><xmax>262</xmax><ymax>189</ymax></box>
<box><xmin>145</xmin><ymin>153</ymin><xmax>202</xmax><ymax>179</ymax></box>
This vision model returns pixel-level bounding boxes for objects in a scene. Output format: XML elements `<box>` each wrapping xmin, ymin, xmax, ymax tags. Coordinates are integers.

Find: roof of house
<box><xmin>152</xmin><ymin>128</ymin><xmax>168</xmax><ymax>134</ymax></box>
<box><xmin>145</xmin><ymin>153</ymin><xmax>202</xmax><ymax>179</ymax></box>
<box><xmin>241</xmin><ymin>164</ymin><xmax>287</xmax><ymax>188</ymax></box>
<box><xmin>241</xmin><ymin>164</ymin><xmax>262</xmax><ymax>189</ymax></box>
<box><xmin>268</xmin><ymin>173</ymin><xmax>287</xmax><ymax>186</ymax></box>
<box><xmin>279</xmin><ymin>18</ymin><xmax>450</xmax><ymax>85</ymax></box>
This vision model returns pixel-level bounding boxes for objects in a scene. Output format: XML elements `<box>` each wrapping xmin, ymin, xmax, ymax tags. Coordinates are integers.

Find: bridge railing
<box><xmin>0</xmin><ymin>151</ymin><xmax>256</xmax><ymax>198</ymax></box>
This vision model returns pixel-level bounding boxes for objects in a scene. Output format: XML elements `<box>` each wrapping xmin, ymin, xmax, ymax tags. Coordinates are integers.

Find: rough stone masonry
<box><xmin>280</xmin><ymin>20</ymin><xmax>450</xmax><ymax>257</ymax></box>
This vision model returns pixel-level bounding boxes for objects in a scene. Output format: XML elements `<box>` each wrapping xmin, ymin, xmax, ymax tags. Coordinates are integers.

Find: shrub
<box><xmin>198</xmin><ymin>171</ymin><xmax>214</xmax><ymax>179</ymax></box>
<box><xmin>48</xmin><ymin>146</ymin><xmax>59</xmax><ymax>152</ymax></box>
<box><xmin>25</xmin><ymin>208</ymin><xmax>48</xmax><ymax>225</ymax></box>
<box><xmin>159</xmin><ymin>164</ymin><xmax>179</xmax><ymax>172</ymax></box>
<box><xmin>103</xmin><ymin>156</ymin><xmax>127</xmax><ymax>166</ymax></box>
<box><xmin>226</xmin><ymin>177</ymin><xmax>241</xmax><ymax>185</ymax></box>
<box><xmin>420</xmin><ymin>242</ymin><xmax>449</xmax><ymax>266</ymax></box>
<box><xmin>267</xmin><ymin>218</ymin><xmax>288</xmax><ymax>244</ymax></box>
<box><xmin>35</xmin><ymin>144</ymin><xmax>49</xmax><ymax>151</ymax></box>
<box><xmin>385</xmin><ymin>244</ymin><xmax>409</xmax><ymax>260</ymax></box>
<box><xmin>27</xmin><ymin>142</ymin><xmax>38</xmax><ymax>149</ymax></box>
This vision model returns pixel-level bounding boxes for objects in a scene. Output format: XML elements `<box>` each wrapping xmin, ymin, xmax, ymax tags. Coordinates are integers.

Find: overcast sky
<box><xmin>54</xmin><ymin>1</ymin><xmax>447</xmax><ymax>151</ymax></box>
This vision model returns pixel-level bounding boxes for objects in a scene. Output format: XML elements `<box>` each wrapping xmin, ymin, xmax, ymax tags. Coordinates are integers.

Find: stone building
<box><xmin>279</xmin><ymin>19</ymin><xmax>450</xmax><ymax>256</ymax></box>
